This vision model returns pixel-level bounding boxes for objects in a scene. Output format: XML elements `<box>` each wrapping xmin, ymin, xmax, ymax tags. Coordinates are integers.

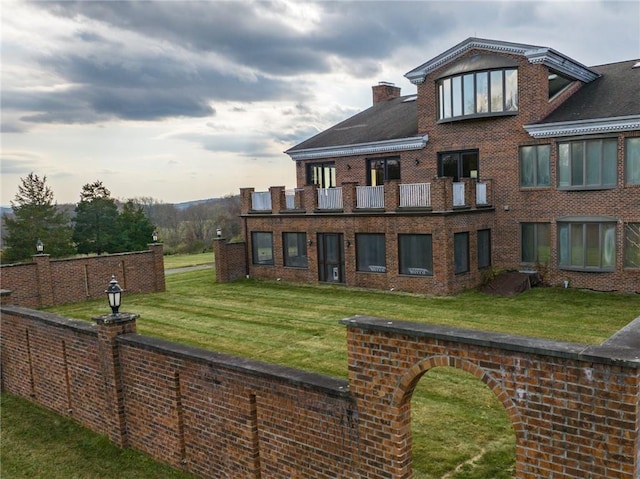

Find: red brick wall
<box><xmin>213</xmin><ymin>239</ymin><xmax>247</xmax><ymax>282</ymax></box>
<box><xmin>0</xmin><ymin>244</ymin><xmax>165</xmax><ymax>308</ymax></box>
<box><xmin>1</xmin><ymin>305</ymin><xmax>638</xmax><ymax>478</ymax></box>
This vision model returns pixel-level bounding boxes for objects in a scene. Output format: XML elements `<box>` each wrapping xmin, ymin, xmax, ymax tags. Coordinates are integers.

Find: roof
<box><xmin>286</xmin><ymin>95</ymin><xmax>419</xmax><ymax>159</ymax></box>
<box><xmin>541</xmin><ymin>60</ymin><xmax>640</xmax><ymax>123</ymax></box>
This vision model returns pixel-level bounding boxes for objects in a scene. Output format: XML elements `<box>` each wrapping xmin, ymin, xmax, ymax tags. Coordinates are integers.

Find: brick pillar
<box><xmin>341</xmin><ymin>182</ymin><xmax>357</xmax><ymax>213</ymax></box>
<box><xmin>385</xmin><ymin>180</ymin><xmax>400</xmax><ymax>211</ymax></box>
<box><xmin>431</xmin><ymin>177</ymin><xmax>452</xmax><ymax>211</ymax></box>
<box><xmin>240</xmin><ymin>188</ymin><xmax>254</xmax><ymax>214</ymax></box>
<box><xmin>148</xmin><ymin>243</ymin><xmax>166</xmax><ymax>292</ymax></box>
<box><xmin>269</xmin><ymin>186</ymin><xmax>286</xmax><ymax>213</ymax></box>
<box><xmin>33</xmin><ymin>254</ymin><xmax>54</xmax><ymax>308</ymax></box>
<box><xmin>0</xmin><ymin>289</ymin><xmax>12</xmax><ymax>306</ymax></box>
<box><xmin>213</xmin><ymin>238</ymin><xmax>228</xmax><ymax>282</ymax></box>
<box><xmin>94</xmin><ymin>312</ymin><xmax>138</xmax><ymax>448</ymax></box>
<box><xmin>303</xmin><ymin>185</ymin><xmax>317</xmax><ymax>212</ymax></box>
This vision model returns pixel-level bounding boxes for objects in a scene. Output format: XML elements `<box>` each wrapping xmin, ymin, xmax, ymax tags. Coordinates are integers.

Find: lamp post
<box><xmin>216</xmin><ymin>227</ymin><xmax>222</xmax><ymax>239</ymax></box>
<box><xmin>152</xmin><ymin>230</ymin><xmax>159</xmax><ymax>243</ymax></box>
<box><xmin>105</xmin><ymin>275</ymin><xmax>123</xmax><ymax>316</ymax></box>
<box><xmin>36</xmin><ymin>239</ymin><xmax>44</xmax><ymax>254</ymax></box>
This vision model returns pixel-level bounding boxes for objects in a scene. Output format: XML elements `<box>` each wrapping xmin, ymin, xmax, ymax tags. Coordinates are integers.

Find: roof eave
<box><xmin>286</xmin><ymin>135</ymin><xmax>428</xmax><ymax>161</ymax></box>
<box><xmin>523</xmin><ymin>115</ymin><xmax>640</xmax><ymax>138</ymax></box>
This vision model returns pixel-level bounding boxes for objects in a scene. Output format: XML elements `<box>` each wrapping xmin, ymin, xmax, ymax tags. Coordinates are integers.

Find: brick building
<box><xmin>238</xmin><ymin>37</ymin><xmax>640</xmax><ymax>295</ymax></box>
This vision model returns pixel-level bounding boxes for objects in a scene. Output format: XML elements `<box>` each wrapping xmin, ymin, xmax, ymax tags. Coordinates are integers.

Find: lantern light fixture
<box><xmin>152</xmin><ymin>230</ymin><xmax>159</xmax><ymax>242</ymax></box>
<box><xmin>216</xmin><ymin>227</ymin><xmax>222</xmax><ymax>239</ymax></box>
<box><xmin>105</xmin><ymin>275</ymin><xmax>123</xmax><ymax>316</ymax></box>
<box><xmin>36</xmin><ymin>239</ymin><xmax>44</xmax><ymax>254</ymax></box>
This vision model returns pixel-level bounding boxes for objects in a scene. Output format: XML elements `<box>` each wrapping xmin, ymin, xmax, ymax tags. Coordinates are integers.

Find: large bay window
<box><xmin>438</xmin><ymin>68</ymin><xmax>517</xmax><ymax>121</ymax></box>
<box><xmin>520</xmin><ymin>145</ymin><xmax>550</xmax><ymax>187</ymax></box>
<box><xmin>399</xmin><ymin>234</ymin><xmax>433</xmax><ymax>276</ymax></box>
<box><xmin>558</xmin><ymin>138</ymin><xmax>617</xmax><ymax>189</ymax></box>
<box><xmin>558</xmin><ymin>219</ymin><xmax>616</xmax><ymax>271</ymax></box>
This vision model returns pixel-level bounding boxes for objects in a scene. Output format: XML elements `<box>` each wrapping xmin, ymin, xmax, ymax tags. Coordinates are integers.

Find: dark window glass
<box><xmin>454</xmin><ymin>232</ymin><xmax>469</xmax><ymax>274</ymax></box>
<box><xmin>251</xmin><ymin>232</ymin><xmax>274</xmax><ymax>265</ymax></box>
<box><xmin>367</xmin><ymin>157</ymin><xmax>400</xmax><ymax>185</ymax></box>
<box><xmin>306</xmin><ymin>162</ymin><xmax>336</xmax><ymax>188</ymax></box>
<box><xmin>356</xmin><ymin>234</ymin><xmax>386</xmax><ymax>272</ymax></box>
<box><xmin>624</xmin><ymin>223</ymin><xmax>640</xmax><ymax>268</ymax></box>
<box><xmin>557</xmin><ymin>139</ymin><xmax>617</xmax><ymax>189</ymax></box>
<box><xmin>477</xmin><ymin>229</ymin><xmax>491</xmax><ymax>269</ymax></box>
<box><xmin>521</xmin><ymin>223</ymin><xmax>550</xmax><ymax>264</ymax></box>
<box><xmin>558</xmin><ymin>222</ymin><xmax>616</xmax><ymax>271</ymax></box>
<box><xmin>520</xmin><ymin>145</ymin><xmax>551</xmax><ymax>187</ymax></box>
<box><xmin>399</xmin><ymin>234</ymin><xmax>433</xmax><ymax>275</ymax></box>
<box><xmin>625</xmin><ymin>138</ymin><xmax>640</xmax><ymax>185</ymax></box>
<box><xmin>283</xmin><ymin>232</ymin><xmax>308</xmax><ymax>268</ymax></box>
<box><xmin>438</xmin><ymin>150</ymin><xmax>479</xmax><ymax>181</ymax></box>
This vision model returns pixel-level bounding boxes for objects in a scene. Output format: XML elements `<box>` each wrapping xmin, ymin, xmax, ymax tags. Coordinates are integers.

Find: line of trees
<box><xmin>1</xmin><ymin>173</ymin><xmax>241</xmax><ymax>264</ymax></box>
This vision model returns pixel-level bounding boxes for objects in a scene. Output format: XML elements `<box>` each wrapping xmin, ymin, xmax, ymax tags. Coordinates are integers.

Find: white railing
<box><xmin>399</xmin><ymin>183</ymin><xmax>431</xmax><ymax>207</ymax></box>
<box><xmin>356</xmin><ymin>185</ymin><xmax>384</xmax><ymax>209</ymax></box>
<box><xmin>285</xmin><ymin>189</ymin><xmax>296</xmax><ymax>210</ymax></box>
<box><xmin>317</xmin><ymin>187</ymin><xmax>343</xmax><ymax>209</ymax></box>
<box><xmin>476</xmin><ymin>182</ymin><xmax>488</xmax><ymax>205</ymax></box>
<box><xmin>453</xmin><ymin>182</ymin><xmax>465</xmax><ymax>207</ymax></box>
<box><xmin>251</xmin><ymin>191</ymin><xmax>272</xmax><ymax>211</ymax></box>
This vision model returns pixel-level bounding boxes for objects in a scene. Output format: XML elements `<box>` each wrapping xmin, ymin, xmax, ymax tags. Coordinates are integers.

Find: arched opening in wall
<box><xmin>411</xmin><ymin>367</ymin><xmax>516</xmax><ymax>479</ymax></box>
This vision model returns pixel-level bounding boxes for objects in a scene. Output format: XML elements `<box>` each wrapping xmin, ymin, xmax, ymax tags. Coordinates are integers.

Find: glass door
<box><xmin>317</xmin><ymin>233</ymin><xmax>344</xmax><ymax>283</ymax></box>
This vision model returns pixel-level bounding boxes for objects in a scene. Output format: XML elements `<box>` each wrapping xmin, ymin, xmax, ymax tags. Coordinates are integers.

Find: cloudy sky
<box><xmin>2</xmin><ymin>0</ymin><xmax>639</xmax><ymax>206</ymax></box>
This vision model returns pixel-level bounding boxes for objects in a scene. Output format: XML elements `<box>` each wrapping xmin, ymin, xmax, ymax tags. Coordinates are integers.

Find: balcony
<box><xmin>241</xmin><ymin>178</ymin><xmax>492</xmax><ymax>215</ymax></box>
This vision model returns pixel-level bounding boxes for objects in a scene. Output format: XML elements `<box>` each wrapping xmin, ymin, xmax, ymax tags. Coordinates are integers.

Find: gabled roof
<box><xmin>286</xmin><ymin>95</ymin><xmax>422</xmax><ymax>161</ymax></box>
<box><xmin>524</xmin><ymin>60</ymin><xmax>640</xmax><ymax>138</ymax></box>
<box><xmin>405</xmin><ymin>37</ymin><xmax>600</xmax><ymax>84</ymax></box>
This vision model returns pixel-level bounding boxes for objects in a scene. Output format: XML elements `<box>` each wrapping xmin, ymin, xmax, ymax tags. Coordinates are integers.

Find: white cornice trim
<box><xmin>286</xmin><ymin>135</ymin><xmax>428</xmax><ymax>161</ymax></box>
<box><xmin>405</xmin><ymin>37</ymin><xmax>599</xmax><ymax>84</ymax></box>
<box><xmin>523</xmin><ymin>115</ymin><xmax>640</xmax><ymax>138</ymax></box>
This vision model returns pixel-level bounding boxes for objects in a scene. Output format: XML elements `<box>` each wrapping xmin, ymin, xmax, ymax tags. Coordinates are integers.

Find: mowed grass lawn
<box><xmin>11</xmin><ymin>267</ymin><xmax>640</xmax><ymax>478</ymax></box>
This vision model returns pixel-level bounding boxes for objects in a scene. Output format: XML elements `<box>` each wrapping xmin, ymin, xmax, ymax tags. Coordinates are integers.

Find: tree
<box><xmin>73</xmin><ymin>181</ymin><xmax>120</xmax><ymax>254</ymax></box>
<box><xmin>2</xmin><ymin>172</ymin><xmax>74</xmax><ymax>263</ymax></box>
<box><xmin>118</xmin><ymin>200</ymin><xmax>156</xmax><ymax>252</ymax></box>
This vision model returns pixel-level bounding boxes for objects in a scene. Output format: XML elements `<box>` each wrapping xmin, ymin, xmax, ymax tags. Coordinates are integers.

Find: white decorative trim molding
<box><xmin>405</xmin><ymin>37</ymin><xmax>599</xmax><ymax>84</ymax></box>
<box><xmin>524</xmin><ymin>115</ymin><xmax>640</xmax><ymax>138</ymax></box>
<box><xmin>287</xmin><ymin>135</ymin><xmax>428</xmax><ymax>161</ymax></box>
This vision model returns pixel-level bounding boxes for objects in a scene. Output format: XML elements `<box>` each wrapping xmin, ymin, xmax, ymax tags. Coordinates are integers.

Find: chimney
<box><xmin>372</xmin><ymin>81</ymin><xmax>401</xmax><ymax>104</ymax></box>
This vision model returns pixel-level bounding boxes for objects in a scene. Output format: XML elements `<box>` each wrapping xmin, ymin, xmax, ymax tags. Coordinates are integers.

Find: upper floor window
<box><xmin>558</xmin><ymin>138</ymin><xmax>617</xmax><ymax>189</ymax></box>
<box><xmin>520</xmin><ymin>145</ymin><xmax>550</xmax><ymax>187</ymax></box>
<box><xmin>437</xmin><ymin>68</ymin><xmax>518</xmax><ymax>121</ymax></box>
<box><xmin>626</xmin><ymin>137</ymin><xmax>640</xmax><ymax>185</ymax></box>
<box><xmin>306</xmin><ymin>162</ymin><xmax>335</xmax><ymax>188</ymax></box>
<box><xmin>367</xmin><ymin>156</ymin><xmax>400</xmax><ymax>186</ymax></box>
<box><xmin>438</xmin><ymin>150</ymin><xmax>478</xmax><ymax>182</ymax></box>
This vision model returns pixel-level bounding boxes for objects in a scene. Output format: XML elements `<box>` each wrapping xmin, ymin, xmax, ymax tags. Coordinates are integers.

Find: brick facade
<box><xmin>232</xmin><ymin>41</ymin><xmax>639</xmax><ymax>295</ymax></box>
<box><xmin>1</xmin><ymin>305</ymin><xmax>638</xmax><ymax>478</ymax></box>
<box><xmin>0</xmin><ymin>243</ymin><xmax>166</xmax><ymax>308</ymax></box>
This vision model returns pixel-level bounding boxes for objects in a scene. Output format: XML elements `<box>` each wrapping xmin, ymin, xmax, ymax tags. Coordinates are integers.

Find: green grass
<box><xmin>27</xmin><ymin>273</ymin><xmax>640</xmax><ymax>478</ymax></box>
<box><xmin>163</xmin><ymin>252</ymin><xmax>214</xmax><ymax>270</ymax></box>
<box><xmin>1</xmin><ymin>393</ymin><xmax>197</xmax><ymax>479</ymax></box>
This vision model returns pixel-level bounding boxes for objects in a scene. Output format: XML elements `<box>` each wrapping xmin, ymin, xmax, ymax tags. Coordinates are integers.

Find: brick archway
<box><xmin>390</xmin><ymin>355</ymin><xmax>524</xmax><ymax>477</ymax></box>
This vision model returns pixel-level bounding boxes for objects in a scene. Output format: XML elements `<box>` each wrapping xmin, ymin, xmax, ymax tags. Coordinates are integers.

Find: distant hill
<box><xmin>172</xmin><ymin>197</ymin><xmax>233</xmax><ymax>210</ymax></box>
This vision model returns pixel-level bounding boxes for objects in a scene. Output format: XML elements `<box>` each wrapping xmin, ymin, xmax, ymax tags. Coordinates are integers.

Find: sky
<box><xmin>1</xmin><ymin>0</ymin><xmax>639</xmax><ymax>206</ymax></box>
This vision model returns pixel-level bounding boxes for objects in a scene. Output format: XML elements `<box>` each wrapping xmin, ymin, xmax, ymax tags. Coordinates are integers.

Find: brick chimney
<box><xmin>372</xmin><ymin>82</ymin><xmax>401</xmax><ymax>104</ymax></box>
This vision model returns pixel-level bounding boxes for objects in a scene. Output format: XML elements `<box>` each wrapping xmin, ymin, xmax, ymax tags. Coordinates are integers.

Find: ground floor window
<box><xmin>454</xmin><ymin>232</ymin><xmax>469</xmax><ymax>274</ymax></box>
<box><xmin>251</xmin><ymin>232</ymin><xmax>274</xmax><ymax>265</ymax></box>
<box><xmin>356</xmin><ymin>233</ymin><xmax>386</xmax><ymax>272</ymax></box>
<box><xmin>477</xmin><ymin>229</ymin><xmax>491</xmax><ymax>269</ymax></box>
<box><xmin>624</xmin><ymin>223</ymin><xmax>640</xmax><ymax>268</ymax></box>
<box><xmin>521</xmin><ymin>223</ymin><xmax>551</xmax><ymax>264</ymax></box>
<box><xmin>558</xmin><ymin>221</ymin><xmax>616</xmax><ymax>270</ymax></box>
<box><xmin>399</xmin><ymin>234</ymin><xmax>433</xmax><ymax>275</ymax></box>
<box><xmin>283</xmin><ymin>232</ymin><xmax>308</xmax><ymax>268</ymax></box>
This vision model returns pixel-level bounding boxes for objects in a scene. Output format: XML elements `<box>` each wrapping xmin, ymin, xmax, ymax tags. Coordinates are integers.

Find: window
<box><xmin>306</xmin><ymin>162</ymin><xmax>336</xmax><ymax>188</ymax></box>
<box><xmin>548</xmin><ymin>72</ymin><xmax>573</xmax><ymax>99</ymax></box>
<box><xmin>356</xmin><ymin>234</ymin><xmax>386</xmax><ymax>272</ymax></box>
<box><xmin>624</xmin><ymin>223</ymin><xmax>640</xmax><ymax>268</ymax></box>
<box><xmin>283</xmin><ymin>232</ymin><xmax>308</xmax><ymax>268</ymax></box>
<box><xmin>399</xmin><ymin>234</ymin><xmax>433</xmax><ymax>276</ymax></box>
<box><xmin>368</xmin><ymin>157</ymin><xmax>400</xmax><ymax>186</ymax></box>
<box><xmin>477</xmin><ymin>229</ymin><xmax>491</xmax><ymax>269</ymax></box>
<box><xmin>626</xmin><ymin>137</ymin><xmax>640</xmax><ymax>185</ymax></box>
<box><xmin>438</xmin><ymin>68</ymin><xmax>517</xmax><ymax>121</ymax></box>
<box><xmin>521</xmin><ymin>223</ymin><xmax>551</xmax><ymax>264</ymax></box>
<box><xmin>558</xmin><ymin>220</ymin><xmax>616</xmax><ymax>271</ymax></box>
<box><xmin>520</xmin><ymin>145</ymin><xmax>550</xmax><ymax>187</ymax></box>
<box><xmin>454</xmin><ymin>232</ymin><xmax>469</xmax><ymax>274</ymax></box>
<box><xmin>438</xmin><ymin>150</ymin><xmax>479</xmax><ymax>181</ymax></box>
<box><xmin>251</xmin><ymin>232</ymin><xmax>274</xmax><ymax>265</ymax></box>
<box><xmin>558</xmin><ymin>139</ymin><xmax>617</xmax><ymax>189</ymax></box>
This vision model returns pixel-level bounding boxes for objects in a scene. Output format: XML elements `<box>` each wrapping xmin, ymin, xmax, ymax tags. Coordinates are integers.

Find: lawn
<box><xmin>163</xmin><ymin>252</ymin><xmax>214</xmax><ymax>269</ymax></box>
<box><xmin>17</xmin><ymin>269</ymin><xmax>640</xmax><ymax>478</ymax></box>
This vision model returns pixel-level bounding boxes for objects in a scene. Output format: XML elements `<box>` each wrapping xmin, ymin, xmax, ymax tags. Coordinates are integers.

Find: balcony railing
<box><xmin>356</xmin><ymin>185</ymin><xmax>384</xmax><ymax>209</ymax></box>
<box><xmin>453</xmin><ymin>182</ymin><xmax>465</xmax><ymax>207</ymax></box>
<box><xmin>251</xmin><ymin>191</ymin><xmax>272</xmax><ymax>211</ymax></box>
<box><xmin>285</xmin><ymin>190</ymin><xmax>296</xmax><ymax>210</ymax></box>
<box><xmin>317</xmin><ymin>187</ymin><xmax>343</xmax><ymax>210</ymax></box>
<box><xmin>399</xmin><ymin>183</ymin><xmax>431</xmax><ymax>208</ymax></box>
<box><xmin>476</xmin><ymin>182</ymin><xmax>488</xmax><ymax>205</ymax></box>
